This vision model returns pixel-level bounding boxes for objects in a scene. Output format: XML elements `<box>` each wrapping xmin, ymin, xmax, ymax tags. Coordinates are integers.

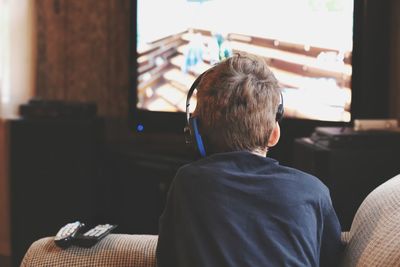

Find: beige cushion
<box><xmin>20</xmin><ymin>234</ymin><xmax>157</xmax><ymax>267</ymax></box>
<box><xmin>342</xmin><ymin>174</ymin><xmax>400</xmax><ymax>267</ymax></box>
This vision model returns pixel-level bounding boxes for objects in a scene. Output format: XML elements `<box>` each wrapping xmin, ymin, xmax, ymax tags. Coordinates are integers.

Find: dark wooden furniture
<box><xmin>7</xmin><ymin>118</ymin><xmax>103</xmax><ymax>267</ymax></box>
<box><xmin>293</xmin><ymin>137</ymin><xmax>400</xmax><ymax>230</ymax></box>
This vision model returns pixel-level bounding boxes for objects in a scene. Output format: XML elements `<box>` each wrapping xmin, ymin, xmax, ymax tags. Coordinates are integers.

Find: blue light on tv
<box><xmin>136</xmin><ymin>123</ymin><xmax>144</xmax><ymax>132</ymax></box>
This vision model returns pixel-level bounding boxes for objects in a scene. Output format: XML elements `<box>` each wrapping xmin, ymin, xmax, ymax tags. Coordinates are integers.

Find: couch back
<box><xmin>342</xmin><ymin>174</ymin><xmax>400</xmax><ymax>266</ymax></box>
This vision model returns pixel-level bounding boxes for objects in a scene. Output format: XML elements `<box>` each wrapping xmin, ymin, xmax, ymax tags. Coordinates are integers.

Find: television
<box><xmin>131</xmin><ymin>0</ymin><xmax>391</xmax><ymax>136</ymax></box>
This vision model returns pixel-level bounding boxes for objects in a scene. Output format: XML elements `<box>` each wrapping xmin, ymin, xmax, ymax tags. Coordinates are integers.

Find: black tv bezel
<box><xmin>129</xmin><ymin>0</ymin><xmax>391</xmax><ymax>134</ymax></box>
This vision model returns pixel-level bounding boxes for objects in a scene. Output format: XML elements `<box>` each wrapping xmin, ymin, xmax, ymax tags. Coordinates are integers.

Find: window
<box><xmin>0</xmin><ymin>0</ymin><xmax>35</xmax><ymax>118</ymax></box>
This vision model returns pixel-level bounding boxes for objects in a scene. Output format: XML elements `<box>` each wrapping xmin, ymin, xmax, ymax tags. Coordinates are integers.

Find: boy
<box><xmin>157</xmin><ymin>53</ymin><xmax>342</xmax><ymax>267</ymax></box>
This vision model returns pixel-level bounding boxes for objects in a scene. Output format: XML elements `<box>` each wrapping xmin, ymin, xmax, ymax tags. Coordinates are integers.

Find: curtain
<box><xmin>0</xmin><ymin>0</ymin><xmax>36</xmax><ymax>118</ymax></box>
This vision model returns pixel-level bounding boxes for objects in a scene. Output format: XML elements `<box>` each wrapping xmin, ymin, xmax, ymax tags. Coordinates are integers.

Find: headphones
<box><xmin>184</xmin><ymin>71</ymin><xmax>284</xmax><ymax>158</ymax></box>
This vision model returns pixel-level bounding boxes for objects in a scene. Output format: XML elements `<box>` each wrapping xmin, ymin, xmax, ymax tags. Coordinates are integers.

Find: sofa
<box><xmin>21</xmin><ymin>174</ymin><xmax>400</xmax><ymax>267</ymax></box>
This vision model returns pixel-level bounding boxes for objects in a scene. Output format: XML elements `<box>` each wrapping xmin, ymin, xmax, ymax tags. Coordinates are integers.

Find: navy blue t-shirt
<box><xmin>157</xmin><ymin>151</ymin><xmax>342</xmax><ymax>267</ymax></box>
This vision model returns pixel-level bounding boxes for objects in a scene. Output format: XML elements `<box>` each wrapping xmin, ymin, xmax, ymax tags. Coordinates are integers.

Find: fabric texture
<box><xmin>20</xmin><ymin>234</ymin><xmax>157</xmax><ymax>267</ymax></box>
<box><xmin>342</xmin><ymin>174</ymin><xmax>400</xmax><ymax>267</ymax></box>
<box><xmin>157</xmin><ymin>151</ymin><xmax>342</xmax><ymax>267</ymax></box>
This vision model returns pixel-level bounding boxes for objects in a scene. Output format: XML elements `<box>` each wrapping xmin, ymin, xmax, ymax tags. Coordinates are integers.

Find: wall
<box><xmin>35</xmin><ymin>0</ymin><xmax>131</xmax><ymax>118</ymax></box>
<box><xmin>0</xmin><ymin>0</ymin><xmax>35</xmax><ymax>256</ymax></box>
<box><xmin>0</xmin><ymin>0</ymin><xmax>36</xmax><ymax>118</ymax></box>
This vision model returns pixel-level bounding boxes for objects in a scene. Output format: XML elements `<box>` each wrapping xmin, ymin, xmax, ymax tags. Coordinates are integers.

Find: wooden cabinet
<box><xmin>293</xmin><ymin>137</ymin><xmax>400</xmax><ymax>230</ymax></box>
<box><xmin>0</xmin><ymin>120</ymin><xmax>11</xmax><ymax>265</ymax></box>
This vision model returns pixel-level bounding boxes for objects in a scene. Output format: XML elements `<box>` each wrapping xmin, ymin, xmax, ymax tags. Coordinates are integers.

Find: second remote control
<box><xmin>76</xmin><ymin>224</ymin><xmax>117</xmax><ymax>247</ymax></box>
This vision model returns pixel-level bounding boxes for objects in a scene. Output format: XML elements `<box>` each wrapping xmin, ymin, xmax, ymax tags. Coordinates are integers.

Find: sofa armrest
<box><xmin>20</xmin><ymin>234</ymin><xmax>158</xmax><ymax>267</ymax></box>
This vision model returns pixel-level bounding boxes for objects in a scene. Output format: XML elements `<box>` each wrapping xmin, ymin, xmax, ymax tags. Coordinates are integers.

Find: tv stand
<box><xmin>293</xmin><ymin>135</ymin><xmax>400</xmax><ymax>230</ymax></box>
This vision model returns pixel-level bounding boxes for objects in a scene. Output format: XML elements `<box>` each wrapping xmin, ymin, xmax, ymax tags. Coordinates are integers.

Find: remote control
<box><xmin>75</xmin><ymin>224</ymin><xmax>117</xmax><ymax>248</ymax></box>
<box><xmin>54</xmin><ymin>221</ymin><xmax>85</xmax><ymax>248</ymax></box>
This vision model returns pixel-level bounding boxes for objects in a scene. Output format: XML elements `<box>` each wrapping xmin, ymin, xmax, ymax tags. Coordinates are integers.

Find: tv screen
<box><xmin>135</xmin><ymin>0</ymin><xmax>353</xmax><ymax>124</ymax></box>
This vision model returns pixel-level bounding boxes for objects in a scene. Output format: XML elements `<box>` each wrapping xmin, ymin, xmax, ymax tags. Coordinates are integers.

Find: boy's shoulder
<box><xmin>177</xmin><ymin>152</ymin><xmax>328</xmax><ymax>190</ymax></box>
<box><xmin>173</xmin><ymin>152</ymin><xmax>332</xmax><ymax>208</ymax></box>
<box><xmin>280</xmin><ymin>164</ymin><xmax>330</xmax><ymax>194</ymax></box>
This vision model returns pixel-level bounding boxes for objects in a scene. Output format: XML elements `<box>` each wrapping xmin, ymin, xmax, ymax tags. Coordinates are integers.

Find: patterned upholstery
<box><xmin>342</xmin><ymin>174</ymin><xmax>400</xmax><ymax>267</ymax></box>
<box><xmin>20</xmin><ymin>234</ymin><xmax>157</xmax><ymax>267</ymax></box>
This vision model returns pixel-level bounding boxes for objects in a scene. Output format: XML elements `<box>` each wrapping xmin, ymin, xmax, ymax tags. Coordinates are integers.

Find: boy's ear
<box><xmin>268</xmin><ymin>122</ymin><xmax>281</xmax><ymax>147</ymax></box>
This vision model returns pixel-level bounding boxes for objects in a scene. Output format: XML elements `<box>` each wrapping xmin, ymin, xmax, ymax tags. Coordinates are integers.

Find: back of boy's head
<box><xmin>193</xmin><ymin>53</ymin><xmax>281</xmax><ymax>153</ymax></box>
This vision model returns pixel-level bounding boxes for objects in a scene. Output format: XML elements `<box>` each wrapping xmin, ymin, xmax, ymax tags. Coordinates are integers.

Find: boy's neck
<box><xmin>251</xmin><ymin>148</ymin><xmax>267</xmax><ymax>157</ymax></box>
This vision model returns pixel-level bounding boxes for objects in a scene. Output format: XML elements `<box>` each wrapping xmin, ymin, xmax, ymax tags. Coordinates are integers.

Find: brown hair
<box><xmin>193</xmin><ymin>53</ymin><xmax>281</xmax><ymax>153</ymax></box>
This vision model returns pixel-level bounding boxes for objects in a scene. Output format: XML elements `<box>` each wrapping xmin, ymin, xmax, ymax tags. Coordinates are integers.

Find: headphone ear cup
<box><xmin>184</xmin><ymin>125</ymin><xmax>193</xmax><ymax>145</ymax></box>
<box><xmin>276</xmin><ymin>104</ymin><xmax>284</xmax><ymax>122</ymax></box>
<box><xmin>189</xmin><ymin>117</ymin><xmax>206</xmax><ymax>157</ymax></box>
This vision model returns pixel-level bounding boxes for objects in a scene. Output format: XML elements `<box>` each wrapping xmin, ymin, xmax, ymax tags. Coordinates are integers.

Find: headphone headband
<box><xmin>185</xmin><ymin>72</ymin><xmax>206</xmax><ymax>124</ymax></box>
